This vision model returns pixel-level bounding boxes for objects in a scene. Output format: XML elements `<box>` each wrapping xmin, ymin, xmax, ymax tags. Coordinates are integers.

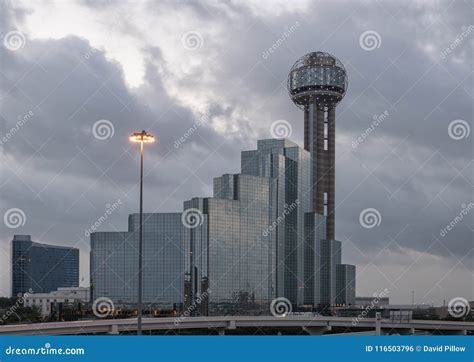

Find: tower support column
<box><xmin>327</xmin><ymin>107</ymin><xmax>335</xmax><ymax>240</ymax></box>
<box><xmin>315</xmin><ymin>106</ymin><xmax>325</xmax><ymax>215</ymax></box>
<box><xmin>304</xmin><ymin>108</ymin><xmax>309</xmax><ymax>151</ymax></box>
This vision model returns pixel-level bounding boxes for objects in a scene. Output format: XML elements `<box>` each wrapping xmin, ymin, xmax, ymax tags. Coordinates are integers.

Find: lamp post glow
<box><xmin>129</xmin><ymin>130</ymin><xmax>154</xmax><ymax>335</ymax></box>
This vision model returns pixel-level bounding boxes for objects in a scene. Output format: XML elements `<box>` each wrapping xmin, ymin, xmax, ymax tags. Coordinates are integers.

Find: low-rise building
<box><xmin>355</xmin><ymin>296</ymin><xmax>390</xmax><ymax>306</ymax></box>
<box><xmin>23</xmin><ymin>287</ymin><xmax>90</xmax><ymax>317</ymax></box>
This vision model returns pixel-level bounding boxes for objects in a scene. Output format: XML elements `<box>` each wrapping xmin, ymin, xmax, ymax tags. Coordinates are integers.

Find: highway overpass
<box><xmin>0</xmin><ymin>315</ymin><xmax>472</xmax><ymax>336</ymax></box>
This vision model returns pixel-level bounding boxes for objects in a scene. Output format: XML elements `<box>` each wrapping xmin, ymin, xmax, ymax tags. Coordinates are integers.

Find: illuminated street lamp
<box><xmin>129</xmin><ymin>130</ymin><xmax>154</xmax><ymax>335</ymax></box>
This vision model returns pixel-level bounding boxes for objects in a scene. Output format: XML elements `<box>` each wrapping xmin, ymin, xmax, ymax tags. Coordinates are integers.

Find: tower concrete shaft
<box><xmin>304</xmin><ymin>103</ymin><xmax>336</xmax><ymax>240</ymax></box>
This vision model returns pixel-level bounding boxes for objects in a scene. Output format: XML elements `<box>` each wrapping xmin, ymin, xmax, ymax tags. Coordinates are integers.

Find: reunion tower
<box><xmin>287</xmin><ymin>52</ymin><xmax>348</xmax><ymax>239</ymax></box>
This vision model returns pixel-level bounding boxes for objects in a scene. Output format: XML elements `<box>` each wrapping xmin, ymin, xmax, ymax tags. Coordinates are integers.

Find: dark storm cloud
<box><xmin>0</xmin><ymin>0</ymin><xmax>471</xmax><ymax>302</ymax></box>
<box><xmin>205</xmin><ymin>0</ymin><xmax>473</xmax><ymax>258</ymax></box>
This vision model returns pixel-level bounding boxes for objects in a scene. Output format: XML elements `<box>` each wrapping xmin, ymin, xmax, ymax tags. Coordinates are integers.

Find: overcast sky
<box><xmin>0</xmin><ymin>0</ymin><xmax>472</xmax><ymax>305</ymax></box>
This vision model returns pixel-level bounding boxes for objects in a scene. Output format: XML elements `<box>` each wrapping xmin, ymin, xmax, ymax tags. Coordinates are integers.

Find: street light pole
<box><xmin>130</xmin><ymin>130</ymin><xmax>155</xmax><ymax>336</ymax></box>
<box><xmin>138</xmin><ymin>137</ymin><xmax>144</xmax><ymax>335</ymax></box>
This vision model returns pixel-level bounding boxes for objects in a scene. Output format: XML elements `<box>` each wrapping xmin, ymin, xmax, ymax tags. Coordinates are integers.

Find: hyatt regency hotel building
<box><xmin>90</xmin><ymin>138</ymin><xmax>355</xmax><ymax>315</ymax></box>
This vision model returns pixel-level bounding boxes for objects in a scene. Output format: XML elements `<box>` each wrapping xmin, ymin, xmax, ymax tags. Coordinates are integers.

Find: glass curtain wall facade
<box><xmin>320</xmin><ymin>239</ymin><xmax>341</xmax><ymax>305</ymax></box>
<box><xmin>90</xmin><ymin>213</ymin><xmax>184</xmax><ymax>309</ymax></box>
<box><xmin>11</xmin><ymin>235</ymin><xmax>79</xmax><ymax>296</ymax></box>
<box><xmin>241</xmin><ymin>139</ymin><xmax>311</xmax><ymax>307</ymax></box>
<box><xmin>336</xmin><ymin>264</ymin><xmax>356</xmax><ymax>306</ymax></box>
<box><xmin>183</xmin><ymin>197</ymin><xmax>209</xmax><ymax>316</ymax></box>
<box><xmin>184</xmin><ymin>173</ymin><xmax>272</xmax><ymax>315</ymax></box>
<box><xmin>303</xmin><ymin>213</ymin><xmax>326</xmax><ymax>306</ymax></box>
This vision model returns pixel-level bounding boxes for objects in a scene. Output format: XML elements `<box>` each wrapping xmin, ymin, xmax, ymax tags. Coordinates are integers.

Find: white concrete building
<box><xmin>23</xmin><ymin>287</ymin><xmax>90</xmax><ymax>316</ymax></box>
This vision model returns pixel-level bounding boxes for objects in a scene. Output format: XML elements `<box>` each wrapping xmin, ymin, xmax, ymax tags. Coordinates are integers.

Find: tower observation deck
<box><xmin>287</xmin><ymin>51</ymin><xmax>348</xmax><ymax>239</ymax></box>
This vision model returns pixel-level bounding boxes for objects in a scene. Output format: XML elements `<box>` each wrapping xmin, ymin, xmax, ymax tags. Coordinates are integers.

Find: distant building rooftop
<box><xmin>13</xmin><ymin>235</ymin><xmax>31</xmax><ymax>241</ymax></box>
<box><xmin>355</xmin><ymin>296</ymin><xmax>390</xmax><ymax>306</ymax></box>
